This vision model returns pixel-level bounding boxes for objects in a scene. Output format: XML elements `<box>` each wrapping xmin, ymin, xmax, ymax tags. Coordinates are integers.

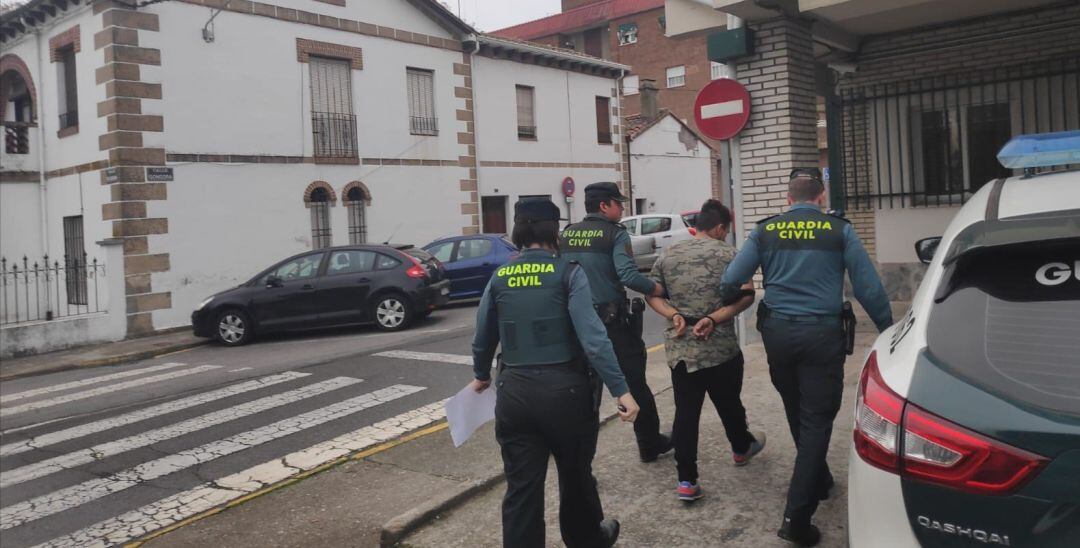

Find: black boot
<box><xmin>639</xmin><ymin>433</ymin><xmax>674</xmax><ymax>462</ymax></box>
<box><xmin>600</xmin><ymin>518</ymin><xmax>620</xmax><ymax>547</ymax></box>
<box><xmin>778</xmin><ymin>517</ymin><xmax>821</xmax><ymax>547</ymax></box>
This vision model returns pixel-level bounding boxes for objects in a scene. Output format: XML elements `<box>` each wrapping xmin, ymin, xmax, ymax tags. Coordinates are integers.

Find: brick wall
<box><xmin>735</xmin><ymin>17</ymin><xmax>819</xmax><ymax>232</ymax></box>
<box><xmin>837</xmin><ymin>2</ymin><xmax>1080</xmax><ymax>258</ymax></box>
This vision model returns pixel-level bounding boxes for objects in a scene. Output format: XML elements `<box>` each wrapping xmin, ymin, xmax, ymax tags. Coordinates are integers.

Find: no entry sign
<box><xmin>693</xmin><ymin>78</ymin><xmax>751</xmax><ymax>140</ymax></box>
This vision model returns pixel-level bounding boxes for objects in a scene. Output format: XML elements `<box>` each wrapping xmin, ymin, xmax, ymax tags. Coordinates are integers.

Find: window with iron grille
<box><xmin>346</xmin><ymin>186</ymin><xmax>367</xmax><ymax>244</ymax></box>
<box><xmin>666</xmin><ymin>65</ymin><xmax>685</xmax><ymax>88</ymax></box>
<box><xmin>63</xmin><ymin>215</ymin><xmax>87</xmax><ymax>305</ymax></box>
<box><xmin>407</xmin><ymin>68</ymin><xmax>438</xmax><ymax>136</ymax></box>
<box><xmin>58</xmin><ymin>46</ymin><xmax>78</xmax><ymax>130</ymax></box>
<box><xmin>595</xmin><ymin>96</ymin><xmax>612</xmax><ymax>144</ymax></box>
<box><xmin>310</xmin><ymin>56</ymin><xmax>357</xmax><ymax>158</ymax></box>
<box><xmin>309</xmin><ymin>187</ymin><xmax>332</xmax><ymax>249</ymax></box>
<box><xmin>516</xmin><ymin>85</ymin><xmax>536</xmax><ymax>140</ymax></box>
<box><xmin>838</xmin><ymin>56</ymin><xmax>1079</xmax><ymax>209</ymax></box>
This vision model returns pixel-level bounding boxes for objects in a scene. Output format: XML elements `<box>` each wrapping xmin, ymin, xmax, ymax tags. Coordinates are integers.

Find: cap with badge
<box><xmin>583</xmin><ymin>181</ymin><xmax>629</xmax><ymax>203</ymax></box>
<box><xmin>514</xmin><ymin>198</ymin><xmax>566</xmax><ymax>222</ymax></box>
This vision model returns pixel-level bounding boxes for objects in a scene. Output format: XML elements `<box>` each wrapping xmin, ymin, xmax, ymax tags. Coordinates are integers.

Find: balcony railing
<box><xmin>409</xmin><ymin>116</ymin><xmax>438</xmax><ymax>136</ymax></box>
<box><xmin>59</xmin><ymin>110</ymin><xmax>78</xmax><ymax>129</ymax></box>
<box><xmin>518</xmin><ymin>125</ymin><xmax>537</xmax><ymax>140</ymax></box>
<box><xmin>1</xmin><ymin>254</ymin><xmax>105</xmax><ymax>326</ymax></box>
<box><xmin>3</xmin><ymin>122</ymin><xmax>30</xmax><ymax>154</ymax></box>
<box><xmin>312</xmin><ymin>112</ymin><xmax>357</xmax><ymax>158</ymax></box>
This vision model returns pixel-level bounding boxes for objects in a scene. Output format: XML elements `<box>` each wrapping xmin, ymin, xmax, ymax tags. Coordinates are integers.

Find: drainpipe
<box><xmin>617</xmin><ymin>68</ymin><xmax>631</xmax><ymax>218</ymax></box>
<box><xmin>33</xmin><ymin>25</ymin><xmax>49</xmax><ymax>260</ymax></box>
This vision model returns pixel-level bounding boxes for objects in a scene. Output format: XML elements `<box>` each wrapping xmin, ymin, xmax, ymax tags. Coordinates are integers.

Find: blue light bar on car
<box><xmin>997</xmin><ymin>130</ymin><xmax>1080</xmax><ymax>169</ymax></box>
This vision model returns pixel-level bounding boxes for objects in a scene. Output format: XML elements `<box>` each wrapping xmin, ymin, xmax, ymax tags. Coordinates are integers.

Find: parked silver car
<box><xmin>622</xmin><ymin>214</ymin><xmax>695</xmax><ymax>270</ymax></box>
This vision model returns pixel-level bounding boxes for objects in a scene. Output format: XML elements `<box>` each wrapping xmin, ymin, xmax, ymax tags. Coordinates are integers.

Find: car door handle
<box><xmin>482</xmin><ymin>262</ymin><xmax>492</xmax><ymax>266</ymax></box>
<box><xmin>661</xmin><ymin>234</ymin><xmax>672</xmax><ymax>238</ymax></box>
<box><xmin>358</xmin><ymin>277</ymin><xmax>371</xmax><ymax>283</ymax></box>
<box><xmin>301</xmin><ymin>284</ymin><xmax>315</xmax><ymax>290</ymax></box>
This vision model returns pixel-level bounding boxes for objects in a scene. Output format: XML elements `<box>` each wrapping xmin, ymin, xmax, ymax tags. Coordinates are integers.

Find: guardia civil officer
<box><xmin>470</xmin><ymin>198</ymin><xmax>640</xmax><ymax>548</ymax></box>
<box><xmin>559</xmin><ymin>182</ymin><xmax>672</xmax><ymax>462</ymax></box>
<box><xmin>720</xmin><ymin>168</ymin><xmax>893</xmax><ymax>546</ymax></box>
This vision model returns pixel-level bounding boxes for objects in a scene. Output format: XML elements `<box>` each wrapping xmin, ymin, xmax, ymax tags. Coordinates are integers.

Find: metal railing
<box><xmin>58</xmin><ymin>110</ymin><xmax>78</xmax><ymax>129</ymax></box>
<box><xmin>312</xmin><ymin>112</ymin><xmax>357</xmax><ymax>158</ymax></box>
<box><xmin>409</xmin><ymin>116</ymin><xmax>438</xmax><ymax>136</ymax></box>
<box><xmin>836</xmin><ymin>56</ymin><xmax>1079</xmax><ymax>210</ymax></box>
<box><xmin>517</xmin><ymin>125</ymin><xmax>537</xmax><ymax>139</ymax></box>
<box><xmin>1</xmin><ymin>254</ymin><xmax>105</xmax><ymax>326</ymax></box>
<box><xmin>3</xmin><ymin>121</ymin><xmax>30</xmax><ymax>154</ymax></box>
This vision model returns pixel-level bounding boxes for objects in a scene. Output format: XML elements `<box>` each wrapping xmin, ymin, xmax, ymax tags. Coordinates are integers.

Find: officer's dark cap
<box><xmin>583</xmin><ymin>181</ymin><xmax>629</xmax><ymax>203</ymax></box>
<box><xmin>514</xmin><ymin>198</ymin><xmax>564</xmax><ymax>222</ymax></box>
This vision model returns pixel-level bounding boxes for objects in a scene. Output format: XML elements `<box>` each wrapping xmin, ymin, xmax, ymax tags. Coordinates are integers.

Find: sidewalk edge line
<box><xmin>123</xmin><ymin>421</ymin><xmax>450</xmax><ymax>548</ymax></box>
<box><xmin>0</xmin><ymin>341</ymin><xmax>210</xmax><ymax>382</ymax></box>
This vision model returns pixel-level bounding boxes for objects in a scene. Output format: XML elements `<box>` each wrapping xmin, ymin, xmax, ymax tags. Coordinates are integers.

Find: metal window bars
<box><xmin>517</xmin><ymin>125</ymin><xmax>537</xmax><ymax>139</ymax></box>
<box><xmin>58</xmin><ymin>110</ymin><xmax>78</xmax><ymax>129</ymax></box>
<box><xmin>836</xmin><ymin>56</ymin><xmax>1079</xmax><ymax>210</ymax></box>
<box><xmin>0</xmin><ymin>254</ymin><xmax>105</xmax><ymax>326</ymax></box>
<box><xmin>409</xmin><ymin>116</ymin><xmax>438</xmax><ymax>136</ymax></box>
<box><xmin>3</xmin><ymin>122</ymin><xmax>30</xmax><ymax>154</ymax></box>
<box><xmin>311</xmin><ymin>112</ymin><xmax>358</xmax><ymax>158</ymax></box>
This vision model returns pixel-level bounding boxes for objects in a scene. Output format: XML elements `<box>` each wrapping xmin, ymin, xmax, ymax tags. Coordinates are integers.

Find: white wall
<box><xmin>629</xmin><ymin>116</ymin><xmax>712</xmax><ymax>215</ymax></box>
<box><xmin>874</xmin><ymin>206</ymin><xmax>961</xmax><ymax>263</ymax></box>
<box><xmin>262</xmin><ymin>0</ymin><xmax>454</xmax><ymax>38</ymax></box>
<box><xmin>477</xmin><ymin>166</ymin><xmax>621</xmax><ymax>226</ymax></box>
<box><xmin>0</xmin><ymin>182</ymin><xmax>42</xmax><ymax>261</ymax></box>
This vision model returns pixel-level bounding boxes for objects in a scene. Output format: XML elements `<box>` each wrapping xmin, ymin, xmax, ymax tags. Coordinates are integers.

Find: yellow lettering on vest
<box><xmin>796</xmin><ymin>221</ymin><xmax>806</xmax><ymax>229</ymax></box>
<box><xmin>507</xmin><ymin>275</ymin><xmax>542</xmax><ymax>288</ymax></box>
<box><xmin>765</xmin><ymin>223</ymin><xmax>776</xmax><ymax>231</ymax></box>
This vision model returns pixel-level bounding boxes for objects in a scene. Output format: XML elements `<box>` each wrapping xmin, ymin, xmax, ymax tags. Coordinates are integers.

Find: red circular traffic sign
<box><xmin>693</xmin><ymin>78</ymin><xmax>751</xmax><ymax>141</ymax></box>
<box><xmin>562</xmin><ymin>177</ymin><xmax>575</xmax><ymax>197</ymax></box>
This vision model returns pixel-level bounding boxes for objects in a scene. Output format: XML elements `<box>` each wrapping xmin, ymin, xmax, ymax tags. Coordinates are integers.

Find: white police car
<box><xmin>848</xmin><ymin>131</ymin><xmax>1080</xmax><ymax>547</ymax></box>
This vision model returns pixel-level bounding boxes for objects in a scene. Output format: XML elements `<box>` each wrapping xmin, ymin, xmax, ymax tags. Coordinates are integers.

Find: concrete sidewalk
<box><xmin>0</xmin><ymin>329</ymin><xmax>207</xmax><ymax>380</ymax></box>
<box><xmin>141</xmin><ymin>334</ymin><xmax>874</xmax><ymax>548</ymax></box>
<box><xmin>401</xmin><ymin>335</ymin><xmax>876</xmax><ymax>548</ymax></box>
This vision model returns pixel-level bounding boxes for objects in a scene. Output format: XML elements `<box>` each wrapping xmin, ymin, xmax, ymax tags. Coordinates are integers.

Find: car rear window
<box><xmin>926</xmin><ymin>237</ymin><xmax>1079</xmax><ymax>417</ymax></box>
<box><xmin>402</xmin><ymin>248</ymin><xmax>434</xmax><ymax>262</ymax></box>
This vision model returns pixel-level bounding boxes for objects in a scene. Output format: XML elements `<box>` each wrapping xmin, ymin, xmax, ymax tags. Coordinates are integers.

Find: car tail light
<box><xmin>901</xmin><ymin>404</ymin><xmax>1048</xmax><ymax>495</ymax></box>
<box><xmin>688</xmin><ymin>227</ymin><xmax>697</xmax><ymax>236</ymax></box>
<box><xmin>853</xmin><ymin>351</ymin><xmax>1049</xmax><ymax>495</ymax></box>
<box><xmin>400</xmin><ymin>253</ymin><xmax>429</xmax><ymax>279</ymax></box>
<box><xmin>854</xmin><ymin>351</ymin><xmax>904</xmax><ymax>471</ymax></box>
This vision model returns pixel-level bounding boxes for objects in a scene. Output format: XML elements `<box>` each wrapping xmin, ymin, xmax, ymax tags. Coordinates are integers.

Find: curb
<box><xmin>376</xmin><ymin>389</ymin><xmax>673</xmax><ymax>547</ymax></box>
<box><xmin>0</xmin><ymin>340</ymin><xmax>210</xmax><ymax>381</ymax></box>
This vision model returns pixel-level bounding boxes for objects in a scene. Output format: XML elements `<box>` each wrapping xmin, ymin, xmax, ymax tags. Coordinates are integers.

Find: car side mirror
<box><xmin>915</xmin><ymin>237</ymin><xmax>942</xmax><ymax>265</ymax></box>
<box><xmin>266</xmin><ymin>275</ymin><xmax>284</xmax><ymax>288</ymax></box>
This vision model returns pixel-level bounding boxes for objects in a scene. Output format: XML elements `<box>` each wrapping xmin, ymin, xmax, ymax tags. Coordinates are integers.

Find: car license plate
<box><xmin>441</xmin><ymin>287</ymin><xmax>449</xmax><ymax>295</ymax></box>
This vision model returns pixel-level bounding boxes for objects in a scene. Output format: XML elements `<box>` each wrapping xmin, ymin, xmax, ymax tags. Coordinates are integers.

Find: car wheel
<box><xmin>372</xmin><ymin>293</ymin><xmax>412</xmax><ymax>331</ymax></box>
<box><xmin>215</xmin><ymin>309</ymin><xmax>253</xmax><ymax>346</ymax></box>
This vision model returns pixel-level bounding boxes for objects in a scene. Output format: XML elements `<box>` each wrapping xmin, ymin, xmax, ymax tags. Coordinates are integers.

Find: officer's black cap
<box><xmin>514</xmin><ymin>198</ymin><xmax>565</xmax><ymax>222</ymax></box>
<box><xmin>583</xmin><ymin>181</ymin><xmax>629</xmax><ymax>203</ymax></box>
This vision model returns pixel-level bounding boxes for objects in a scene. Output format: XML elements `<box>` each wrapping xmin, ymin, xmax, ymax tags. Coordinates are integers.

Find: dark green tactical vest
<box><xmin>559</xmin><ymin>216</ymin><xmax>622</xmax><ymax>302</ymax></box>
<box><xmin>756</xmin><ymin>208</ymin><xmax>846</xmax><ymax>253</ymax></box>
<box><xmin>490</xmin><ymin>253</ymin><xmax>580</xmax><ymax>366</ymax></box>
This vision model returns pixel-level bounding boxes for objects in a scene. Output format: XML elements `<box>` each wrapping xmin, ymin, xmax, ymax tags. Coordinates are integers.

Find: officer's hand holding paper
<box><xmin>446</xmin><ymin>381</ymin><xmax>496</xmax><ymax>447</ymax></box>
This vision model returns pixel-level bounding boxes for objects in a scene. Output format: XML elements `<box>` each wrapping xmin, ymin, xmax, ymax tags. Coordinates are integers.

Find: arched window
<box><xmin>1</xmin><ymin>55</ymin><xmax>37</xmax><ymax>155</ymax></box>
<box><xmin>305</xmin><ymin>184</ymin><xmax>334</xmax><ymax>249</ymax></box>
<box><xmin>345</xmin><ymin>186</ymin><xmax>368</xmax><ymax>244</ymax></box>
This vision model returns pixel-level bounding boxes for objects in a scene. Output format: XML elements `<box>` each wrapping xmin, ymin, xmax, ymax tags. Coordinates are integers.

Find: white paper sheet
<box><xmin>445</xmin><ymin>383</ymin><xmax>497</xmax><ymax>447</ymax></box>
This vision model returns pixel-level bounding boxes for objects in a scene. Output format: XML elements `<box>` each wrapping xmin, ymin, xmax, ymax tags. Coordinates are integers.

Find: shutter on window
<box><xmin>310</xmin><ymin>57</ymin><xmax>353</xmax><ymax>115</ymax></box>
<box><xmin>407</xmin><ymin>68</ymin><xmax>435</xmax><ymax>119</ymax></box>
<box><xmin>516</xmin><ymin>86</ymin><xmax>534</xmax><ymax>127</ymax></box>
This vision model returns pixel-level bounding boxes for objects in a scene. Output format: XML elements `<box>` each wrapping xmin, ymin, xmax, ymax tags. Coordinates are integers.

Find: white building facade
<box><xmin>0</xmin><ymin>0</ymin><xmax>627</xmax><ymax>351</ymax></box>
<box><xmin>626</xmin><ymin>110</ymin><xmax>714</xmax><ymax>217</ymax></box>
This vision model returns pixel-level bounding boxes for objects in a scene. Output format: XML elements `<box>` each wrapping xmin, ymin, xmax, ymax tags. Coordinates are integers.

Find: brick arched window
<box><xmin>304</xmin><ymin>181</ymin><xmax>335</xmax><ymax>249</ymax></box>
<box><xmin>1</xmin><ymin>54</ymin><xmax>37</xmax><ymax>155</ymax></box>
<box><xmin>342</xmin><ymin>181</ymin><xmax>371</xmax><ymax>244</ymax></box>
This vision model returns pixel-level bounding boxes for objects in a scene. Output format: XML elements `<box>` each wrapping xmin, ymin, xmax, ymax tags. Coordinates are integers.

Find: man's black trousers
<box><xmin>494</xmin><ymin>365</ymin><xmax>606</xmax><ymax>548</ymax></box>
<box><xmin>760</xmin><ymin>316</ymin><xmax>844</xmax><ymax>526</ymax></box>
<box><xmin>605</xmin><ymin>320</ymin><xmax>664</xmax><ymax>454</ymax></box>
<box><xmin>670</xmin><ymin>353</ymin><xmax>754</xmax><ymax>483</ymax></box>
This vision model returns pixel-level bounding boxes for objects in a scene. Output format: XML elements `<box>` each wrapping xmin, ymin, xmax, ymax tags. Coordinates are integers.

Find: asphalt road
<box><xmin>0</xmin><ymin>298</ymin><xmax>669</xmax><ymax>547</ymax></box>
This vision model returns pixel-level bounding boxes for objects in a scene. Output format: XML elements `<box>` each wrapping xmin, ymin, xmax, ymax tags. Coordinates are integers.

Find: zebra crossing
<box><xmin>0</xmin><ymin>355</ymin><xmax>468</xmax><ymax>548</ymax></box>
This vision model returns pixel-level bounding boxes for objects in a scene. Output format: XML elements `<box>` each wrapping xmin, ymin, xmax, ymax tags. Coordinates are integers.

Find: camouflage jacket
<box><xmin>651</xmin><ymin>237</ymin><xmax>741</xmax><ymax>372</ymax></box>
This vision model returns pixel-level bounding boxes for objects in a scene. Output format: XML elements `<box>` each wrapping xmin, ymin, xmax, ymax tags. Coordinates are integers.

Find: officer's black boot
<box><xmin>778</xmin><ymin>517</ymin><xmax>821</xmax><ymax>547</ymax></box>
<box><xmin>599</xmin><ymin>518</ymin><xmax>620</xmax><ymax>547</ymax></box>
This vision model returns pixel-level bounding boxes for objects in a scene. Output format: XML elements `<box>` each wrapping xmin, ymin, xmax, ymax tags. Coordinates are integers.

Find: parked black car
<box><xmin>192</xmin><ymin>244</ymin><xmax>450</xmax><ymax>346</ymax></box>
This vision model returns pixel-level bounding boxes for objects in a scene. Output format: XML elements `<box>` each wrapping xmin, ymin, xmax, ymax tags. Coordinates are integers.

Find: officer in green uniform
<box><xmin>560</xmin><ymin>182</ymin><xmax>671</xmax><ymax>462</ymax></box>
<box><xmin>720</xmin><ymin>168</ymin><xmax>893</xmax><ymax>546</ymax></box>
<box><xmin>471</xmin><ymin>198</ymin><xmax>640</xmax><ymax>548</ymax></box>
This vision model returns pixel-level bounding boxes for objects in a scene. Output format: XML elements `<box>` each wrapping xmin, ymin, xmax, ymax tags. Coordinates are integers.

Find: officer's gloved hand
<box><xmin>617</xmin><ymin>393</ymin><xmax>639</xmax><ymax>423</ymax></box>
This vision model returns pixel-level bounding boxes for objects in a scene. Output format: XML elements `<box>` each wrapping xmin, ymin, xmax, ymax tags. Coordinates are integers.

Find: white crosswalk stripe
<box><xmin>0</xmin><ymin>371</ymin><xmax>310</xmax><ymax>457</ymax></box>
<box><xmin>0</xmin><ymin>363</ymin><xmax>190</xmax><ymax>404</ymax></box>
<box><xmin>0</xmin><ymin>384</ymin><xmax>426</xmax><ymax>531</ymax></box>
<box><xmin>0</xmin><ymin>375</ymin><xmax>358</xmax><ymax>488</ymax></box>
<box><xmin>30</xmin><ymin>400</ymin><xmax>449</xmax><ymax>548</ymax></box>
<box><xmin>0</xmin><ymin>365</ymin><xmax>222</xmax><ymax>418</ymax></box>
<box><xmin>373</xmin><ymin>350</ymin><xmax>472</xmax><ymax>365</ymax></box>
